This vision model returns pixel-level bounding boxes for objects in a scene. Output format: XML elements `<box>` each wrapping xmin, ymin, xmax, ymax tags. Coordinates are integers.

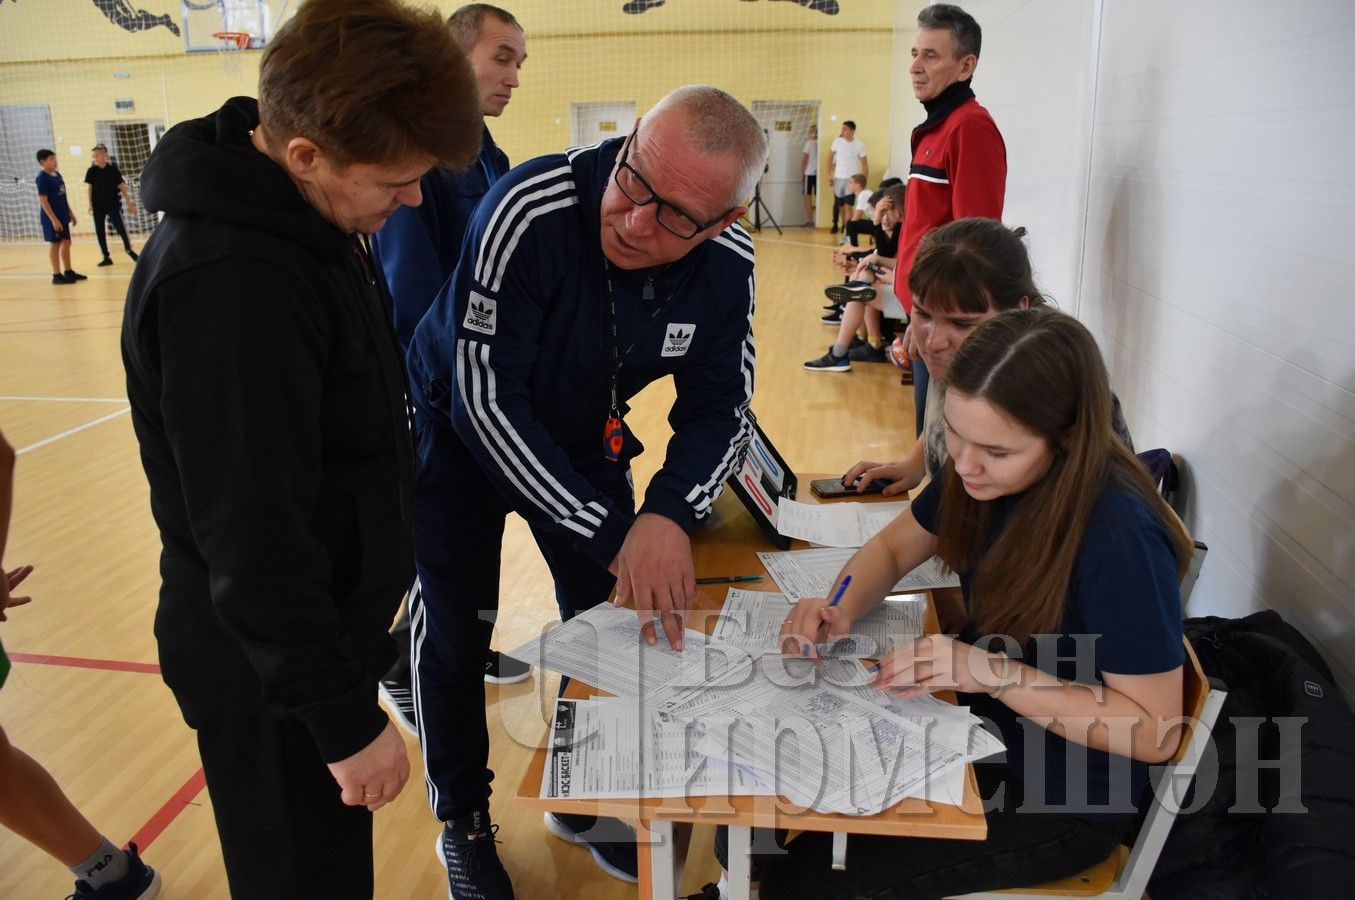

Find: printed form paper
<box><xmin>508</xmin><ymin>603</ymin><xmax>754</xmax><ymax>719</ymax></box>
<box><xmin>712</xmin><ymin>588</ymin><xmax>927</xmax><ymax>659</ymax></box>
<box><xmin>757</xmin><ymin>546</ymin><xmax>960</xmax><ymax>600</ymax></box>
<box><xmin>774</xmin><ymin>498</ymin><xmax>909</xmax><ymax>548</ymax></box>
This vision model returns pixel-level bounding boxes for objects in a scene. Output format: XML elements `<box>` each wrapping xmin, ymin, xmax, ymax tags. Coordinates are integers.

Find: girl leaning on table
<box><xmin>722</xmin><ymin>308</ymin><xmax>1194</xmax><ymax>899</ymax></box>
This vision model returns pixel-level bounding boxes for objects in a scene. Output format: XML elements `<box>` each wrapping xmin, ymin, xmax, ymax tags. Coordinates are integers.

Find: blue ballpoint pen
<box><xmin>828</xmin><ymin>574</ymin><xmax>852</xmax><ymax>607</ymax></box>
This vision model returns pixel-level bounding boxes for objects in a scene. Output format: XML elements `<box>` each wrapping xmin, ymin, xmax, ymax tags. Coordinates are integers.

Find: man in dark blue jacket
<box><xmin>408</xmin><ymin>85</ymin><xmax>768</xmax><ymax>899</ymax></box>
<box><xmin>371</xmin><ymin>3</ymin><xmax>526</xmax><ymax>352</ymax></box>
<box><xmin>371</xmin><ymin>3</ymin><xmax>530</xmax><ymax>729</ymax></box>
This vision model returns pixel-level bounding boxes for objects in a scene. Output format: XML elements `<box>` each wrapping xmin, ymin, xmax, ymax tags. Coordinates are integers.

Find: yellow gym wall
<box><xmin>1</xmin><ymin>0</ymin><xmax>901</xmax><ymax>199</ymax></box>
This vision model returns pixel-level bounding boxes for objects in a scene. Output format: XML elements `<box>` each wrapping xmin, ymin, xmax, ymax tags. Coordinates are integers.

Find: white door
<box><xmin>571</xmin><ymin>102</ymin><xmax>637</xmax><ymax>148</ymax></box>
<box><xmin>751</xmin><ymin>101</ymin><xmax>819</xmax><ymax>227</ymax></box>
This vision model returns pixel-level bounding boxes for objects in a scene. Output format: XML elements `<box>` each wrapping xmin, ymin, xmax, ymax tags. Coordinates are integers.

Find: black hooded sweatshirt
<box><xmin>121</xmin><ymin>97</ymin><xmax>415</xmax><ymax>762</ymax></box>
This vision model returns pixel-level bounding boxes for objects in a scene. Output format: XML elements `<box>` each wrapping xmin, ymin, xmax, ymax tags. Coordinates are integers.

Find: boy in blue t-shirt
<box><xmin>35</xmin><ymin>150</ymin><xmax>86</xmax><ymax>285</ymax></box>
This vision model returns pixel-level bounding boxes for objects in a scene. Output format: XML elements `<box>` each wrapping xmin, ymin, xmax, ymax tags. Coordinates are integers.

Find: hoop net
<box><xmin>212</xmin><ymin>31</ymin><xmax>253</xmax><ymax>76</ymax></box>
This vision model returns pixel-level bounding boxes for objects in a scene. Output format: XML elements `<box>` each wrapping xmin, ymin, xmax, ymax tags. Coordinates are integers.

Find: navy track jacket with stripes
<box><xmin>407</xmin><ymin>137</ymin><xmax>757</xmax><ymax>571</ymax></box>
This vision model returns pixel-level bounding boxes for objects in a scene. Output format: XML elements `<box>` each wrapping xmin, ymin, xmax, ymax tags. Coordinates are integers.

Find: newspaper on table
<box><xmin>711</xmin><ymin>587</ymin><xmax>926</xmax><ymax>659</ymax></box>
<box><xmin>774</xmin><ymin>498</ymin><xmax>909</xmax><ymax>548</ymax></box>
<box><xmin>542</xmin><ymin>697</ymin><xmax>772</xmax><ymax>801</ymax></box>
<box><xmin>758</xmin><ymin>545</ymin><xmax>960</xmax><ymax>600</ymax></box>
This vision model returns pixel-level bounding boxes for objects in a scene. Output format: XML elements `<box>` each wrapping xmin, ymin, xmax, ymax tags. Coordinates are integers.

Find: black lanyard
<box><xmin>601</xmin><ymin>259</ymin><xmax>681</xmax><ymax>460</ymax></box>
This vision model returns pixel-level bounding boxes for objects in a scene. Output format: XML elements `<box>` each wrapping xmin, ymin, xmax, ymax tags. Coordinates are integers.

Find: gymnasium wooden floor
<box><xmin>0</xmin><ymin>226</ymin><xmax>914</xmax><ymax>898</ymax></box>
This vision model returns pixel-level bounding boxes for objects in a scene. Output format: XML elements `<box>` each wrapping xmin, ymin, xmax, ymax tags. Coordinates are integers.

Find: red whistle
<box><xmin>603</xmin><ymin>416</ymin><xmax>624</xmax><ymax>462</ymax></box>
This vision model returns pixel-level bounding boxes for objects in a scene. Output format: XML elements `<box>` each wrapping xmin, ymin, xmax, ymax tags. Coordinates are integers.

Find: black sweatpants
<box><xmin>92</xmin><ymin>205</ymin><xmax>133</xmax><ymax>257</ymax></box>
<box><xmin>192</xmin><ymin>708</ymin><xmax>374</xmax><ymax>899</ymax></box>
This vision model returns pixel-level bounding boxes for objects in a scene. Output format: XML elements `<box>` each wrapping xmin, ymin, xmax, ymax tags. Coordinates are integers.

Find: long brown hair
<box><xmin>935</xmin><ymin>308</ymin><xmax>1193</xmax><ymax>642</ymax></box>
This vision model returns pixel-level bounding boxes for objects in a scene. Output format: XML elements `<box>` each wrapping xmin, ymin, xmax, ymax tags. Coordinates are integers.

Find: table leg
<box><xmin>728</xmin><ymin>825</ymin><xmax>752</xmax><ymax>900</ymax></box>
<box><xmin>831</xmin><ymin>831</ymin><xmax>848</xmax><ymax>870</ymax></box>
<box><xmin>641</xmin><ymin>818</ymin><xmax>679</xmax><ymax>900</ymax></box>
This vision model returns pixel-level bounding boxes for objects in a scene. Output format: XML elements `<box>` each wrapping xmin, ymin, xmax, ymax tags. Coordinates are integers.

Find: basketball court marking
<box><xmin>6</xmin><ymin>652</ymin><xmax>160</xmax><ymax>675</ymax></box>
<box><xmin>15</xmin><ymin>407</ymin><xmax>130</xmax><ymax>455</ymax></box>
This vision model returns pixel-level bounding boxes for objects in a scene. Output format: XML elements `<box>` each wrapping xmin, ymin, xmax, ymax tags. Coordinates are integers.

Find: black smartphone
<box><xmin>810</xmin><ymin>477</ymin><xmax>891</xmax><ymax>499</ymax></box>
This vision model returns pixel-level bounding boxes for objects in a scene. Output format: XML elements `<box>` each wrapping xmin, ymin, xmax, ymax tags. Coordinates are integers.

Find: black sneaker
<box><xmin>64</xmin><ymin>269</ymin><xmax>88</xmax><ymax>281</ymax></box>
<box><xmin>69</xmin><ymin>843</ymin><xmax>161</xmax><ymax>899</ymax></box>
<box><xmin>683</xmin><ymin>884</ymin><xmax>723</xmax><ymax>900</ymax></box>
<box><xmin>53</xmin><ymin>273</ymin><xmax>74</xmax><ymax>284</ymax></box>
<box><xmin>485</xmin><ymin>651</ymin><xmax>531</xmax><ymax>685</ymax></box>
<box><xmin>127</xmin><ymin>250</ymin><xmax>139</xmax><ymax>261</ymax></box>
<box><xmin>800</xmin><ymin>0</ymin><xmax>841</xmax><ymax>13</ymax></box>
<box><xmin>543</xmin><ymin>812</ymin><xmax>639</xmax><ymax>883</ymax></box>
<box><xmin>820</xmin><ymin>310</ymin><xmax>843</xmax><ymax>325</ymax></box>
<box><xmin>440</xmin><ymin>811</ymin><xmax>515</xmax><ymax>900</ymax></box>
<box><xmin>847</xmin><ymin>343</ymin><xmax>887</xmax><ymax>363</ymax></box>
<box><xmin>804</xmin><ymin>348</ymin><xmax>851</xmax><ymax>372</ymax></box>
<box><xmin>825</xmin><ymin>282</ymin><xmax>875</xmax><ymax>304</ymax></box>
<box><xmin>97</xmin><ymin>257</ymin><xmax>114</xmax><ymax>267</ymax></box>
<box><xmin>378</xmin><ymin>675</ymin><xmax>417</xmax><ymax>736</ymax></box>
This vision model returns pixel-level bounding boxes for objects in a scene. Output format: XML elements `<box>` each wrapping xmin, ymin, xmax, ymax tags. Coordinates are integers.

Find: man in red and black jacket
<box><xmin>893</xmin><ymin>3</ymin><xmax>1006</xmax><ymax>433</ymax></box>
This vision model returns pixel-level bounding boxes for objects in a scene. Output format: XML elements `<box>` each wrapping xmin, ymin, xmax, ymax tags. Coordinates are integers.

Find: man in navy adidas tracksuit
<box><xmin>406</xmin><ymin>86</ymin><xmax>767</xmax><ymax>899</ymax></box>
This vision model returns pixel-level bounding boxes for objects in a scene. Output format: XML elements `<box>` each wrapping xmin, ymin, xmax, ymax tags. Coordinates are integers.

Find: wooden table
<box><xmin>515</xmin><ymin>485</ymin><xmax>988</xmax><ymax>899</ymax></box>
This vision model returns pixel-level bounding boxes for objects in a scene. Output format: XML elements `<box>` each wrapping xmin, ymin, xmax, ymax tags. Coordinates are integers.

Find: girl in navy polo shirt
<box><xmin>767</xmin><ymin>308</ymin><xmax>1194</xmax><ymax>898</ymax></box>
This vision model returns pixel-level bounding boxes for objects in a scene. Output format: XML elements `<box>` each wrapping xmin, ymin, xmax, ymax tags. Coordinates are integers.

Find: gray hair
<box><xmin>917</xmin><ymin>4</ymin><xmax>982</xmax><ymax>59</ymax></box>
<box><xmin>647</xmin><ymin>85</ymin><xmax>768</xmax><ymax>206</ymax></box>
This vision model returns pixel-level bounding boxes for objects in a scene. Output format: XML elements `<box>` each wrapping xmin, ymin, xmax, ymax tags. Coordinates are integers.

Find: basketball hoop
<box><xmin>212</xmin><ymin>31</ymin><xmax>253</xmax><ymax>76</ymax></box>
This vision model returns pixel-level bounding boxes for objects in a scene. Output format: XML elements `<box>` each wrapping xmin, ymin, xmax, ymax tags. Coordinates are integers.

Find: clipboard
<box><xmin>725</xmin><ymin>411</ymin><xmax>797</xmax><ymax>549</ymax></box>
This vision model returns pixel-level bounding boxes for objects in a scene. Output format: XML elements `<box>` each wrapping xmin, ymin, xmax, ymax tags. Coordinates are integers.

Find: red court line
<box><xmin>128</xmin><ymin>768</ymin><xmax>208</xmax><ymax>852</ymax></box>
<box><xmin>7</xmin><ymin>651</ymin><xmax>160</xmax><ymax>675</ymax></box>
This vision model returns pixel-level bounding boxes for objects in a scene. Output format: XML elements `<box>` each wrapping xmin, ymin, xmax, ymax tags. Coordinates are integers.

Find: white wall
<box><xmin>895</xmin><ymin>0</ymin><xmax>1355</xmax><ymax>697</ymax></box>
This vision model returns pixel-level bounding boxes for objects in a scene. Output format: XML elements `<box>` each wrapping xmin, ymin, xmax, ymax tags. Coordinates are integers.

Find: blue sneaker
<box><xmin>440</xmin><ymin>810</ymin><xmax>515</xmax><ymax>900</ymax></box>
<box><xmin>804</xmin><ymin>348</ymin><xmax>851</xmax><ymax>372</ymax></box>
<box><xmin>543</xmin><ymin>812</ymin><xmax>639</xmax><ymax>883</ymax></box>
<box><xmin>69</xmin><ymin>843</ymin><xmax>160</xmax><ymax>899</ymax></box>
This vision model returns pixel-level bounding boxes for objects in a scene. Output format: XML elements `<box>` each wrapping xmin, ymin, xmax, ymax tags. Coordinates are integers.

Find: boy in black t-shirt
<box><xmin>83</xmin><ymin>144</ymin><xmax>138</xmax><ymax>265</ymax></box>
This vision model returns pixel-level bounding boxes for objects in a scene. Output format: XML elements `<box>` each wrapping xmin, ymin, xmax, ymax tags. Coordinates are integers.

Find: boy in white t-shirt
<box><xmin>828</xmin><ymin>120</ymin><xmax>867</xmax><ymax>233</ymax></box>
<box><xmin>801</xmin><ymin>124</ymin><xmax>818</xmax><ymax>226</ymax></box>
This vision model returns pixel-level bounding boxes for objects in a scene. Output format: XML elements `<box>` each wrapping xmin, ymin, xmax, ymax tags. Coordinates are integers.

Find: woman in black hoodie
<box><xmin>120</xmin><ymin>1</ymin><xmax>480</xmax><ymax>896</ymax></box>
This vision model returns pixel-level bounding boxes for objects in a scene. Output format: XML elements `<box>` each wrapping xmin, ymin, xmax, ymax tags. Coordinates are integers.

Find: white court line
<box><xmin>0</xmin><ymin>395</ymin><xmax>127</xmax><ymax>403</ymax></box>
<box><xmin>16</xmin><ymin>407</ymin><xmax>131</xmax><ymax>456</ymax></box>
<box><xmin>746</xmin><ymin>233</ymin><xmax>841</xmax><ymax>250</ymax></box>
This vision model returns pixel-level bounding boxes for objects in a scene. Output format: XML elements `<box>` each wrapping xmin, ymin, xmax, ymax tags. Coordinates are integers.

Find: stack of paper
<box><xmin>516</xmin><ymin>603</ymin><xmax>1003</xmax><ymax>815</ymax></box>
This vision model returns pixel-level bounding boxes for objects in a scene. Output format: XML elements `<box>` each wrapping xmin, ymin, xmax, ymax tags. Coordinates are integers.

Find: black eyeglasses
<box><xmin>613</xmin><ymin>120</ymin><xmax>736</xmax><ymax>240</ymax></box>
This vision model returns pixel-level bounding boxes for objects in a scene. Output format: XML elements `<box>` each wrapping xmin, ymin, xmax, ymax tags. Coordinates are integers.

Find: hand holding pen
<box><xmin>778</xmin><ymin>574</ymin><xmax>853</xmax><ymax>660</ymax></box>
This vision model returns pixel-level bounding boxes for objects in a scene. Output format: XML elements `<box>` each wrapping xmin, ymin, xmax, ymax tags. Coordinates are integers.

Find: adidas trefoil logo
<box><xmin>662</xmin><ymin>322</ymin><xmax>695</xmax><ymax>357</ymax></box>
<box><xmin>462</xmin><ymin>290</ymin><xmax>498</xmax><ymax>335</ymax></box>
